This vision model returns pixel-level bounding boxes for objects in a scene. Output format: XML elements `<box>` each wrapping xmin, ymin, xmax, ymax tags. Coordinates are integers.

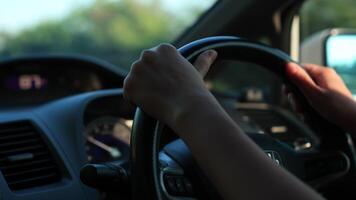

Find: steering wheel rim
<box><xmin>130</xmin><ymin>36</ymin><xmax>353</xmax><ymax>200</ymax></box>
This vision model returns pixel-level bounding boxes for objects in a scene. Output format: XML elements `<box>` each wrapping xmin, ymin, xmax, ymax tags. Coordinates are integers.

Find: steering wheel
<box><xmin>130</xmin><ymin>36</ymin><xmax>354</xmax><ymax>200</ymax></box>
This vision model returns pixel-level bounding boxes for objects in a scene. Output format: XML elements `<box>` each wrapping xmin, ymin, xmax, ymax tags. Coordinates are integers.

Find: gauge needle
<box><xmin>87</xmin><ymin>136</ymin><xmax>121</xmax><ymax>158</ymax></box>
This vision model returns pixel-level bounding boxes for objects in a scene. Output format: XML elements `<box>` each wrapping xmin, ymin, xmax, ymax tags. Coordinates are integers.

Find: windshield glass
<box><xmin>300</xmin><ymin>0</ymin><xmax>356</xmax><ymax>40</ymax></box>
<box><xmin>0</xmin><ymin>0</ymin><xmax>217</xmax><ymax>70</ymax></box>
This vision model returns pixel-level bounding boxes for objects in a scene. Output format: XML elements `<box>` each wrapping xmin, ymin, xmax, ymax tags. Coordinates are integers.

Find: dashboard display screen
<box><xmin>0</xmin><ymin>64</ymin><xmax>121</xmax><ymax>105</ymax></box>
<box><xmin>0</xmin><ymin>58</ymin><xmax>124</xmax><ymax>106</ymax></box>
<box><xmin>4</xmin><ymin>74</ymin><xmax>48</xmax><ymax>91</ymax></box>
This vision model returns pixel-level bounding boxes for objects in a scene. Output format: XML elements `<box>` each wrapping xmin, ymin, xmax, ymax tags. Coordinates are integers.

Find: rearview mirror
<box><xmin>301</xmin><ymin>29</ymin><xmax>356</xmax><ymax>96</ymax></box>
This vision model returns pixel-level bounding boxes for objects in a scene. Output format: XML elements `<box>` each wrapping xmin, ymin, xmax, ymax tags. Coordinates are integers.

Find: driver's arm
<box><xmin>123</xmin><ymin>44</ymin><xmax>324</xmax><ymax>200</ymax></box>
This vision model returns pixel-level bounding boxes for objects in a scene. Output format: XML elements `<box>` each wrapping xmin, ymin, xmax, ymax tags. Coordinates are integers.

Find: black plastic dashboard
<box><xmin>0</xmin><ymin>55</ymin><xmax>126</xmax><ymax>106</ymax></box>
<box><xmin>0</xmin><ymin>89</ymin><xmax>127</xmax><ymax>200</ymax></box>
<box><xmin>0</xmin><ymin>56</ymin><xmax>130</xmax><ymax>200</ymax></box>
<box><xmin>0</xmin><ymin>90</ymin><xmax>316</xmax><ymax>200</ymax></box>
<box><xmin>0</xmin><ymin>55</ymin><xmax>318</xmax><ymax>200</ymax></box>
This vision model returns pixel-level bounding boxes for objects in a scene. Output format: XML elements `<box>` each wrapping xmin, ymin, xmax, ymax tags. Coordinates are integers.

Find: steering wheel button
<box><xmin>265</xmin><ymin>151</ymin><xmax>273</xmax><ymax>159</ymax></box>
<box><xmin>164</xmin><ymin>175</ymin><xmax>179</xmax><ymax>195</ymax></box>
<box><xmin>182</xmin><ymin>178</ymin><xmax>194</xmax><ymax>195</ymax></box>
<box><xmin>273</xmin><ymin>152</ymin><xmax>283</xmax><ymax>166</ymax></box>
<box><xmin>175</xmin><ymin>178</ymin><xmax>186</xmax><ymax>193</ymax></box>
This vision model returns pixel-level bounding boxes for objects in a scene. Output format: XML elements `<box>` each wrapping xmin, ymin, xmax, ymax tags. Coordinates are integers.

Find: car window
<box><xmin>0</xmin><ymin>0</ymin><xmax>217</xmax><ymax>70</ymax></box>
<box><xmin>300</xmin><ymin>0</ymin><xmax>356</xmax><ymax>96</ymax></box>
<box><xmin>300</xmin><ymin>0</ymin><xmax>356</xmax><ymax>40</ymax></box>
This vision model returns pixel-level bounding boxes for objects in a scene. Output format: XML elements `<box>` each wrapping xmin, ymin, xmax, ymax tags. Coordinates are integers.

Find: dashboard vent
<box><xmin>241</xmin><ymin>109</ymin><xmax>301</xmax><ymax>144</ymax></box>
<box><xmin>0</xmin><ymin>121</ymin><xmax>61</xmax><ymax>191</ymax></box>
<box><xmin>242</xmin><ymin>109</ymin><xmax>286</xmax><ymax>132</ymax></box>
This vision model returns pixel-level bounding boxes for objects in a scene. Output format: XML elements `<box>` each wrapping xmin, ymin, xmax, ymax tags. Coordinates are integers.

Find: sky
<box><xmin>0</xmin><ymin>0</ymin><xmax>216</xmax><ymax>33</ymax></box>
<box><xmin>0</xmin><ymin>0</ymin><xmax>94</xmax><ymax>32</ymax></box>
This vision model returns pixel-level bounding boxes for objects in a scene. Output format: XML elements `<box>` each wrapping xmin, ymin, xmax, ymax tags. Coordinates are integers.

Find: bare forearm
<box><xmin>173</xmin><ymin>96</ymin><xmax>324</xmax><ymax>200</ymax></box>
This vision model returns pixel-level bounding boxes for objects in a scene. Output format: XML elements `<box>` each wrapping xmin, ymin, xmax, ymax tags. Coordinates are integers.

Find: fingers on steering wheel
<box><xmin>286</xmin><ymin>62</ymin><xmax>323</xmax><ymax>99</ymax></box>
<box><xmin>193</xmin><ymin>50</ymin><xmax>218</xmax><ymax>77</ymax></box>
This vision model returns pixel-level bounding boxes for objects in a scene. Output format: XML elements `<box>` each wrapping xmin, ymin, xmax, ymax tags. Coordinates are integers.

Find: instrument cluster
<box><xmin>85</xmin><ymin>117</ymin><xmax>132</xmax><ymax>163</ymax></box>
<box><xmin>0</xmin><ymin>56</ymin><xmax>125</xmax><ymax>106</ymax></box>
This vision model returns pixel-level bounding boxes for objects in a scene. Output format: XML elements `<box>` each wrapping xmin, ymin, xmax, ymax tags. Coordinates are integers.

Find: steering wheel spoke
<box><xmin>299</xmin><ymin>151</ymin><xmax>350</xmax><ymax>188</ymax></box>
<box><xmin>248</xmin><ymin>133</ymin><xmax>351</xmax><ymax>187</ymax></box>
<box><xmin>159</xmin><ymin>152</ymin><xmax>196</xmax><ymax>199</ymax></box>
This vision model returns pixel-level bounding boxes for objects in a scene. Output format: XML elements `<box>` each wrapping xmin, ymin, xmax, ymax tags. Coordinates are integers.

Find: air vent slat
<box><xmin>8</xmin><ymin>173</ymin><xmax>60</xmax><ymax>190</ymax></box>
<box><xmin>0</xmin><ymin>132</ymin><xmax>36</xmax><ymax>140</ymax></box>
<box><xmin>5</xmin><ymin>166</ymin><xmax>56</xmax><ymax>178</ymax></box>
<box><xmin>0</xmin><ymin>145</ymin><xmax>45</xmax><ymax>155</ymax></box>
<box><xmin>0</xmin><ymin>138</ymin><xmax>40</xmax><ymax>148</ymax></box>
<box><xmin>0</xmin><ymin>121</ymin><xmax>62</xmax><ymax>191</ymax></box>
<box><xmin>0</xmin><ymin>127</ymin><xmax>33</xmax><ymax>134</ymax></box>
<box><xmin>0</xmin><ymin>152</ymin><xmax>50</xmax><ymax>163</ymax></box>
<box><xmin>0</xmin><ymin>158</ymin><xmax>51</xmax><ymax>170</ymax></box>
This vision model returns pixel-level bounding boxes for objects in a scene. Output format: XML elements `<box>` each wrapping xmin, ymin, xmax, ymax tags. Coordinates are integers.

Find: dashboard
<box><xmin>83</xmin><ymin>95</ymin><xmax>135</xmax><ymax>164</ymax></box>
<box><xmin>0</xmin><ymin>55</ymin><xmax>126</xmax><ymax>106</ymax></box>
<box><xmin>0</xmin><ymin>55</ymin><xmax>317</xmax><ymax>200</ymax></box>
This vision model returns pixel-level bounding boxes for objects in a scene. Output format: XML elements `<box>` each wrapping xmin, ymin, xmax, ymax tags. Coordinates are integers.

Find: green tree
<box><xmin>301</xmin><ymin>0</ymin><xmax>356</xmax><ymax>39</ymax></box>
<box><xmin>0</xmin><ymin>0</ymin><xmax>200</xmax><ymax>70</ymax></box>
<box><xmin>300</xmin><ymin>0</ymin><xmax>356</xmax><ymax>94</ymax></box>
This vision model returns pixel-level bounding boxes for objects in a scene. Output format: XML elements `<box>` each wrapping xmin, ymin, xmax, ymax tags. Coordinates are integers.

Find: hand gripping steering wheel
<box><xmin>130</xmin><ymin>36</ymin><xmax>354</xmax><ymax>200</ymax></box>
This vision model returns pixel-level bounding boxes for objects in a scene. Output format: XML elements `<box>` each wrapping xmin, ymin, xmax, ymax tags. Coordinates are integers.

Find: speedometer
<box><xmin>85</xmin><ymin>117</ymin><xmax>131</xmax><ymax>163</ymax></box>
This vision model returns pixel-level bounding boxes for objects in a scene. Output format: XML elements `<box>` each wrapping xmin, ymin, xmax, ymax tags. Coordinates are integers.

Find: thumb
<box><xmin>286</xmin><ymin>62</ymin><xmax>322</xmax><ymax>97</ymax></box>
<box><xmin>193</xmin><ymin>50</ymin><xmax>218</xmax><ymax>77</ymax></box>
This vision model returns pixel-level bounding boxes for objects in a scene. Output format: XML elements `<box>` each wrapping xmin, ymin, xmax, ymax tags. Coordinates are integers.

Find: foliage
<box><xmin>0</xmin><ymin>0</ymin><xmax>194</xmax><ymax>70</ymax></box>
<box><xmin>300</xmin><ymin>0</ymin><xmax>356</xmax><ymax>39</ymax></box>
<box><xmin>300</xmin><ymin>0</ymin><xmax>356</xmax><ymax>94</ymax></box>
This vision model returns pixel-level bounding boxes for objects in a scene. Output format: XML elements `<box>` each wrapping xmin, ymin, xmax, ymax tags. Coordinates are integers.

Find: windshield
<box><xmin>0</xmin><ymin>0</ymin><xmax>216</xmax><ymax>71</ymax></box>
